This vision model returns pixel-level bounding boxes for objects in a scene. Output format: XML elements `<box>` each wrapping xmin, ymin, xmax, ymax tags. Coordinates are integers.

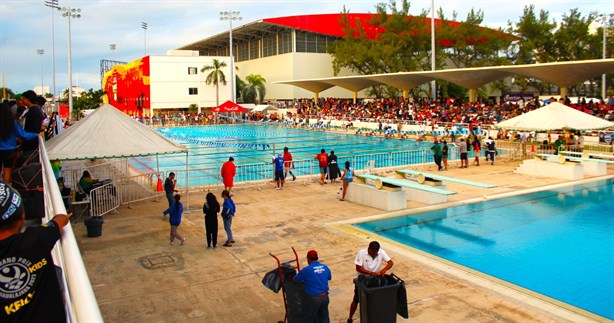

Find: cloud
<box><xmin>1</xmin><ymin>0</ymin><xmax>610</xmax><ymax>94</ymax></box>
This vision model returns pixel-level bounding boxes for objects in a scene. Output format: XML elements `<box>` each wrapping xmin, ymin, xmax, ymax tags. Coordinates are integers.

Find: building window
<box><xmin>188</xmin><ymin>67</ymin><xmax>198</xmax><ymax>75</ymax></box>
<box><xmin>263</xmin><ymin>34</ymin><xmax>277</xmax><ymax>57</ymax></box>
<box><xmin>278</xmin><ymin>30</ymin><xmax>292</xmax><ymax>54</ymax></box>
<box><xmin>249</xmin><ymin>38</ymin><xmax>260</xmax><ymax>60</ymax></box>
<box><xmin>236</xmin><ymin>41</ymin><xmax>248</xmax><ymax>62</ymax></box>
<box><xmin>189</xmin><ymin>87</ymin><xmax>198</xmax><ymax>95</ymax></box>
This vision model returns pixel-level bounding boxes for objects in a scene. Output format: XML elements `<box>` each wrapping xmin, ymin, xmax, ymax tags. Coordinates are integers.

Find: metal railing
<box><xmin>39</xmin><ymin>138</ymin><xmax>103</xmax><ymax>322</ymax></box>
<box><xmin>90</xmin><ymin>182</ymin><xmax>120</xmax><ymax>217</ymax></box>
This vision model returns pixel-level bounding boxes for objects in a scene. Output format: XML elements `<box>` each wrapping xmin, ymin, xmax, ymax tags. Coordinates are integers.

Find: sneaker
<box><xmin>213</xmin><ymin>246</ymin><xmax>218</xmax><ymax>250</ymax></box>
<box><xmin>230</xmin><ymin>240</ymin><xmax>235</xmax><ymax>243</ymax></box>
<box><xmin>170</xmin><ymin>241</ymin><xmax>174</xmax><ymax>245</ymax></box>
<box><xmin>223</xmin><ymin>242</ymin><xmax>232</xmax><ymax>247</ymax></box>
<box><xmin>180</xmin><ymin>238</ymin><xmax>186</xmax><ymax>246</ymax></box>
<box><xmin>292</xmin><ymin>176</ymin><xmax>296</xmax><ymax>181</ymax></box>
<box><xmin>275</xmin><ymin>187</ymin><xmax>280</xmax><ymax>190</ymax></box>
<box><xmin>207</xmin><ymin>246</ymin><xmax>212</xmax><ymax>250</ymax></box>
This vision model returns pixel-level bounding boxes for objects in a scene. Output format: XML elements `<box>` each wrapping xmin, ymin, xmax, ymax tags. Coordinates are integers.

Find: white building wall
<box><xmin>149</xmin><ymin>55</ymin><xmax>232</xmax><ymax>110</ymax></box>
<box><xmin>236</xmin><ymin>52</ymin><xmax>367</xmax><ymax>101</ymax></box>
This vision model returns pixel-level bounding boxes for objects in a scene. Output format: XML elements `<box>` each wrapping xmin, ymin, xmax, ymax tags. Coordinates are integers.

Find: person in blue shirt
<box><xmin>272</xmin><ymin>153</ymin><xmax>285</xmax><ymax>190</ymax></box>
<box><xmin>166</xmin><ymin>194</ymin><xmax>185</xmax><ymax>246</ymax></box>
<box><xmin>340</xmin><ymin>161</ymin><xmax>354</xmax><ymax>201</ymax></box>
<box><xmin>294</xmin><ymin>250</ymin><xmax>332</xmax><ymax>323</ymax></box>
<box><xmin>0</xmin><ymin>102</ymin><xmax>40</xmax><ymax>184</ymax></box>
<box><xmin>221</xmin><ymin>190</ymin><xmax>236</xmax><ymax>247</ymax></box>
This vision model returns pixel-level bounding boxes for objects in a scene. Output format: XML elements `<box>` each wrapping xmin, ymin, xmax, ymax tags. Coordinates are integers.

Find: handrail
<box><xmin>39</xmin><ymin>138</ymin><xmax>104</xmax><ymax>322</ymax></box>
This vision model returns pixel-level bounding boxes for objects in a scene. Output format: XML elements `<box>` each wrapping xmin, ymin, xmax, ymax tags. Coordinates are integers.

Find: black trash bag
<box><xmin>283</xmin><ymin>266</ymin><xmax>305</xmax><ymax>323</ymax></box>
<box><xmin>262</xmin><ymin>268</ymin><xmax>282</xmax><ymax>293</ymax></box>
<box><xmin>261</xmin><ymin>262</ymin><xmax>297</xmax><ymax>293</ymax></box>
<box><xmin>384</xmin><ymin>274</ymin><xmax>409</xmax><ymax>319</ymax></box>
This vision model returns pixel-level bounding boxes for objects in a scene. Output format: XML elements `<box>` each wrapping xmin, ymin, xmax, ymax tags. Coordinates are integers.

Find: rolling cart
<box><xmin>268</xmin><ymin>247</ymin><xmax>302</xmax><ymax>323</ymax></box>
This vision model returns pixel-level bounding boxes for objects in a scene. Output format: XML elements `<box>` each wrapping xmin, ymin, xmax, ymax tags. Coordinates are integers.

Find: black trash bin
<box><xmin>354</xmin><ymin>275</ymin><xmax>401</xmax><ymax>323</ymax></box>
<box><xmin>84</xmin><ymin>216</ymin><xmax>104</xmax><ymax>237</ymax></box>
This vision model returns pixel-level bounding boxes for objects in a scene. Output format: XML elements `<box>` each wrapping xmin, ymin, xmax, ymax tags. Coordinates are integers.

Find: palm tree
<box><xmin>241</xmin><ymin>74</ymin><xmax>267</xmax><ymax>104</ymax></box>
<box><xmin>201</xmin><ymin>59</ymin><xmax>227</xmax><ymax>106</ymax></box>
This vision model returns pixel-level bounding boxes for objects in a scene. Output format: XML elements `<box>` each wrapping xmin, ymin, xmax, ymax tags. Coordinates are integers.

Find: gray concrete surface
<box><xmin>72</xmin><ymin>158</ymin><xmax>612</xmax><ymax>322</ymax></box>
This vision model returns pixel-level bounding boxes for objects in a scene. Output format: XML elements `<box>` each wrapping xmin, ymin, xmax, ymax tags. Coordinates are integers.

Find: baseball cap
<box><xmin>0</xmin><ymin>182</ymin><xmax>24</xmax><ymax>224</ymax></box>
<box><xmin>307</xmin><ymin>250</ymin><xmax>318</xmax><ymax>260</ymax></box>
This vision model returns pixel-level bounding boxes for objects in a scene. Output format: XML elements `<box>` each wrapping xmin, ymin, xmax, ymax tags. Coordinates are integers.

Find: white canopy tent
<box><xmin>45</xmin><ymin>103</ymin><xmax>190</xmax><ymax>209</ymax></box>
<box><xmin>46</xmin><ymin>104</ymin><xmax>186</xmax><ymax>160</ymax></box>
<box><xmin>494</xmin><ymin>102</ymin><xmax>614</xmax><ymax>131</ymax></box>
<box><xmin>252</xmin><ymin>104</ymin><xmax>279</xmax><ymax>113</ymax></box>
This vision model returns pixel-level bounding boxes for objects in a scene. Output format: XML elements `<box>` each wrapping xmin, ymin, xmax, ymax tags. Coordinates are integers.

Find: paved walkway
<box><xmin>72</xmin><ymin>158</ymin><xmax>611</xmax><ymax>322</ymax></box>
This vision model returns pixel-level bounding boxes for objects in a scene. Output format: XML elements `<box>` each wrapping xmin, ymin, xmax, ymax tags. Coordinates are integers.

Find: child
<box><xmin>340</xmin><ymin>161</ymin><xmax>354</xmax><ymax>201</ymax></box>
<box><xmin>0</xmin><ymin>182</ymin><xmax>72</xmax><ymax>322</ymax></box>
<box><xmin>166</xmin><ymin>194</ymin><xmax>185</xmax><ymax>245</ymax></box>
<box><xmin>221</xmin><ymin>190</ymin><xmax>236</xmax><ymax>247</ymax></box>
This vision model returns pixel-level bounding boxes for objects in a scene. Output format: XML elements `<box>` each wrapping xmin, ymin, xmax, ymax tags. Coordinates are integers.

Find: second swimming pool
<box><xmin>354</xmin><ymin>178</ymin><xmax>614</xmax><ymax>320</ymax></box>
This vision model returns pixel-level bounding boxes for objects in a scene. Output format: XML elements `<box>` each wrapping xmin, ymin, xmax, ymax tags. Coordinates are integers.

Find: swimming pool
<box><xmin>131</xmin><ymin>124</ymin><xmax>438</xmax><ymax>185</ymax></box>
<box><xmin>354</xmin><ymin>179</ymin><xmax>614</xmax><ymax>320</ymax></box>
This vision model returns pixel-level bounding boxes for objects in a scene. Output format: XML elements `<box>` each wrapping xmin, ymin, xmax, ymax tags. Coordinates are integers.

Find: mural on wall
<box><xmin>102</xmin><ymin>57</ymin><xmax>150</xmax><ymax>116</ymax></box>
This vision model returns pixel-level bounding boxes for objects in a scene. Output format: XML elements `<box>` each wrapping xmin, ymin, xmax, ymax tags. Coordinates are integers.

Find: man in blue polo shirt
<box><xmin>294</xmin><ymin>250</ymin><xmax>332</xmax><ymax>323</ymax></box>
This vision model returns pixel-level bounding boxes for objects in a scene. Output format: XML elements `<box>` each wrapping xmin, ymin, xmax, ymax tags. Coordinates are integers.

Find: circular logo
<box><xmin>0</xmin><ymin>262</ymin><xmax>31</xmax><ymax>295</ymax></box>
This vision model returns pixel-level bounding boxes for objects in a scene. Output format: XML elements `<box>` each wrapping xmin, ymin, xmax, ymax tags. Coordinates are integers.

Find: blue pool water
<box><xmin>131</xmin><ymin>125</ymin><xmax>436</xmax><ymax>184</ymax></box>
<box><xmin>355</xmin><ymin>179</ymin><xmax>614</xmax><ymax>319</ymax></box>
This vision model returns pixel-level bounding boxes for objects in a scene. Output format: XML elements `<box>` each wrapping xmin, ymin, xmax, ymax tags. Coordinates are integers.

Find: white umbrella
<box><xmin>495</xmin><ymin>102</ymin><xmax>614</xmax><ymax>131</ymax></box>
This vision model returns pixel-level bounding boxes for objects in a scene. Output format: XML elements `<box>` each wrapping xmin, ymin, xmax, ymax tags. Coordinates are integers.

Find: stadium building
<box><xmin>104</xmin><ymin>13</ymin><xmax>503</xmax><ymax>116</ymax></box>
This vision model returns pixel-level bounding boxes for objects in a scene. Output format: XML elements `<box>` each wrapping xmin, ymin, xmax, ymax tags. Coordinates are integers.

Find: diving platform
<box><xmin>535</xmin><ymin>153</ymin><xmax>610</xmax><ymax>176</ymax></box>
<box><xmin>395</xmin><ymin>169</ymin><xmax>496</xmax><ymax>188</ymax></box>
<box><xmin>352</xmin><ymin>174</ymin><xmax>456</xmax><ymax>207</ymax></box>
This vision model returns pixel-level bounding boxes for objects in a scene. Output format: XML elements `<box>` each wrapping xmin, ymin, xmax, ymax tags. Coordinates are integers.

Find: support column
<box><xmin>314</xmin><ymin>91</ymin><xmax>319</xmax><ymax>101</ymax></box>
<box><xmin>469</xmin><ymin>88</ymin><xmax>477</xmax><ymax>103</ymax></box>
<box><xmin>353</xmin><ymin>91</ymin><xmax>357</xmax><ymax>104</ymax></box>
<box><xmin>403</xmin><ymin>90</ymin><xmax>408</xmax><ymax>99</ymax></box>
<box><xmin>560</xmin><ymin>87</ymin><xmax>568</xmax><ymax>99</ymax></box>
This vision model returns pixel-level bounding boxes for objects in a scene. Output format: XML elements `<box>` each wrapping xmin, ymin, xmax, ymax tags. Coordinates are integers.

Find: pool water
<box><xmin>355</xmin><ymin>179</ymin><xmax>614</xmax><ymax>320</ymax></box>
<box><xmin>131</xmin><ymin>124</ymin><xmax>435</xmax><ymax>184</ymax></box>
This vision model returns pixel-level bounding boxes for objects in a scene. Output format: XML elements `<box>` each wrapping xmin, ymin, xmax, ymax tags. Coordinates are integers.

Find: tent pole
<box><xmin>184</xmin><ymin>151</ymin><xmax>190</xmax><ymax>214</ymax></box>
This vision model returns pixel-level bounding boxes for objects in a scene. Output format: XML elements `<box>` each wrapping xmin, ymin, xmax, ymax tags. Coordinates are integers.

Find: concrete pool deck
<box><xmin>72</xmin><ymin>158</ymin><xmax>612</xmax><ymax>322</ymax></box>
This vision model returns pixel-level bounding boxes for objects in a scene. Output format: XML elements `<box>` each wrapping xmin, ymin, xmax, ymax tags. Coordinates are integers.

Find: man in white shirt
<box><xmin>347</xmin><ymin>241</ymin><xmax>394</xmax><ymax>323</ymax></box>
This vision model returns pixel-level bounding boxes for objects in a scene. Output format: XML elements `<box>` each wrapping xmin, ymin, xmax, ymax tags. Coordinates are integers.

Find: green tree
<box><xmin>73</xmin><ymin>89</ymin><xmax>106</xmax><ymax>119</ymax></box>
<box><xmin>0</xmin><ymin>87</ymin><xmax>17</xmax><ymax>100</ymax></box>
<box><xmin>439</xmin><ymin>8</ymin><xmax>513</xmax><ymax>68</ymax></box>
<box><xmin>507</xmin><ymin>5</ymin><xmax>557</xmax><ymax>64</ymax></box>
<box><xmin>241</xmin><ymin>74</ymin><xmax>267</xmax><ymax>104</ymax></box>
<box><xmin>201</xmin><ymin>58</ymin><xmax>227</xmax><ymax>106</ymax></box>
<box><xmin>236</xmin><ymin>77</ymin><xmax>246</xmax><ymax>102</ymax></box>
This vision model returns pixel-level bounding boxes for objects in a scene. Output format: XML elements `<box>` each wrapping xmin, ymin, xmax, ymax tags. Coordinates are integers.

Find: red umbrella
<box><xmin>211</xmin><ymin>100</ymin><xmax>248</xmax><ymax>113</ymax></box>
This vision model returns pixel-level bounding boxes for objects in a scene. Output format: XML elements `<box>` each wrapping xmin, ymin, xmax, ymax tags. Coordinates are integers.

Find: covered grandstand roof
<box><xmin>177</xmin><ymin>13</ymin><xmax>506</xmax><ymax>52</ymax></box>
<box><xmin>275</xmin><ymin>59</ymin><xmax>614</xmax><ymax>94</ymax></box>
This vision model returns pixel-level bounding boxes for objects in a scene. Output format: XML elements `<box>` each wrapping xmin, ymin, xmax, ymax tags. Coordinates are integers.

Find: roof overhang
<box><xmin>275</xmin><ymin>59</ymin><xmax>614</xmax><ymax>93</ymax></box>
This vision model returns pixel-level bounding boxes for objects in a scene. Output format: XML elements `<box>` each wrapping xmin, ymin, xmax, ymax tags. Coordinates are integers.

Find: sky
<box><xmin>0</xmin><ymin>0</ymin><xmax>612</xmax><ymax>95</ymax></box>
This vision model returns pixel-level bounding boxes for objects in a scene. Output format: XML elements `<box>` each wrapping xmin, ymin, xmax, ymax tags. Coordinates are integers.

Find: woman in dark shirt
<box><xmin>203</xmin><ymin>192</ymin><xmax>220</xmax><ymax>249</ymax></box>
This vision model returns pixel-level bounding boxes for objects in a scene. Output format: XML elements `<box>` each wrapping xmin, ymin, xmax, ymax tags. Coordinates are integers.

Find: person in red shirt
<box><xmin>314</xmin><ymin>149</ymin><xmax>328</xmax><ymax>185</ymax></box>
<box><xmin>221</xmin><ymin>157</ymin><xmax>236</xmax><ymax>194</ymax></box>
<box><xmin>283</xmin><ymin>146</ymin><xmax>296</xmax><ymax>181</ymax></box>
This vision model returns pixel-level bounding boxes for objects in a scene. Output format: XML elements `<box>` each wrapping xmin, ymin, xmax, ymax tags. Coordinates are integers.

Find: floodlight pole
<box><xmin>60</xmin><ymin>6</ymin><xmax>81</xmax><ymax>121</ymax></box>
<box><xmin>37</xmin><ymin>49</ymin><xmax>45</xmax><ymax>96</ymax></box>
<box><xmin>220</xmin><ymin>11</ymin><xmax>242</xmax><ymax>103</ymax></box>
<box><xmin>430</xmin><ymin>0</ymin><xmax>436</xmax><ymax>100</ymax></box>
<box><xmin>45</xmin><ymin>0</ymin><xmax>60</xmax><ymax>112</ymax></box>
<box><xmin>141</xmin><ymin>22</ymin><xmax>148</xmax><ymax>56</ymax></box>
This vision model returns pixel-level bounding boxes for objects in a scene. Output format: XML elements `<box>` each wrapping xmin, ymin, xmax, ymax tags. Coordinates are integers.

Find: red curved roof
<box><xmin>263</xmin><ymin>13</ymin><xmax>509</xmax><ymax>47</ymax></box>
